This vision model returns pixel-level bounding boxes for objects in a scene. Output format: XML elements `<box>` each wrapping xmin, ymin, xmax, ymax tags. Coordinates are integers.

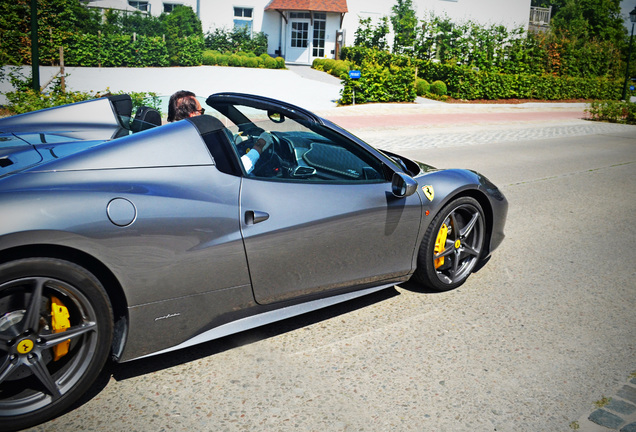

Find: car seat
<box><xmin>131</xmin><ymin>106</ymin><xmax>162</xmax><ymax>132</ymax></box>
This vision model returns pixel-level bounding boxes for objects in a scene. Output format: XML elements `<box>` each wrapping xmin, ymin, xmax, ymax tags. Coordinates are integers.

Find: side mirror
<box><xmin>268</xmin><ymin>110</ymin><xmax>285</xmax><ymax>123</ymax></box>
<box><xmin>391</xmin><ymin>172</ymin><xmax>418</xmax><ymax>198</ymax></box>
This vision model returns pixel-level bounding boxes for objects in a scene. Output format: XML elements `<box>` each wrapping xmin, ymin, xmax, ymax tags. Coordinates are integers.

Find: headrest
<box><xmin>186</xmin><ymin>115</ymin><xmax>225</xmax><ymax>135</ymax></box>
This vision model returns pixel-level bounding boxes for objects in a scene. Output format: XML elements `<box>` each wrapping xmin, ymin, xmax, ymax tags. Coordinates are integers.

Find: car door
<box><xmin>230</xmin><ymin>114</ymin><xmax>422</xmax><ymax>305</ymax></box>
<box><xmin>241</xmin><ymin>178</ymin><xmax>422</xmax><ymax>304</ymax></box>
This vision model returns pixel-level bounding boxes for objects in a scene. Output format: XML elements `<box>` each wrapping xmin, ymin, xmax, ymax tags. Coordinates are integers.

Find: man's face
<box><xmin>190</xmin><ymin>98</ymin><xmax>203</xmax><ymax>117</ymax></box>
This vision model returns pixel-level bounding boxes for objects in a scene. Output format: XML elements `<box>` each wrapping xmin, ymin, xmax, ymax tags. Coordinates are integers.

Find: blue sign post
<box><xmin>349</xmin><ymin>70</ymin><xmax>361</xmax><ymax>105</ymax></box>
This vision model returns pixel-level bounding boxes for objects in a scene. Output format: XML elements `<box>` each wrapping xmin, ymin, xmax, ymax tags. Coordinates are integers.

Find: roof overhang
<box><xmin>264</xmin><ymin>0</ymin><xmax>348</xmax><ymax>13</ymax></box>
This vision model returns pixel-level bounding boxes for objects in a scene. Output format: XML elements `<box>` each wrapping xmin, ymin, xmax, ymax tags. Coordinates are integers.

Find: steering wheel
<box><xmin>252</xmin><ymin>131</ymin><xmax>288</xmax><ymax>177</ymax></box>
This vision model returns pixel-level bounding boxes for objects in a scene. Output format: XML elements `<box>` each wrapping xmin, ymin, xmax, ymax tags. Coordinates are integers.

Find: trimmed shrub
<box><xmin>586</xmin><ymin>100</ymin><xmax>636</xmax><ymax>124</ymax></box>
<box><xmin>202</xmin><ymin>50</ymin><xmax>217</xmax><ymax>65</ymax></box>
<box><xmin>228</xmin><ymin>54</ymin><xmax>243</xmax><ymax>67</ymax></box>
<box><xmin>263</xmin><ymin>56</ymin><xmax>278</xmax><ymax>68</ymax></box>
<box><xmin>416</xmin><ymin>78</ymin><xmax>430</xmax><ymax>96</ymax></box>
<box><xmin>321</xmin><ymin>59</ymin><xmax>337</xmax><ymax>73</ymax></box>
<box><xmin>430</xmin><ymin>80</ymin><xmax>447</xmax><ymax>96</ymax></box>
<box><xmin>331</xmin><ymin>62</ymin><xmax>350</xmax><ymax>79</ymax></box>
<box><xmin>243</xmin><ymin>56</ymin><xmax>259</xmax><ymax>68</ymax></box>
<box><xmin>216</xmin><ymin>54</ymin><xmax>229</xmax><ymax>66</ymax></box>
<box><xmin>312</xmin><ymin>58</ymin><xmax>351</xmax><ymax>78</ymax></box>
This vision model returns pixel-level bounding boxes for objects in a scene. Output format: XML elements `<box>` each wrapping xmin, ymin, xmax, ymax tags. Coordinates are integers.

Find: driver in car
<box><xmin>168</xmin><ymin>90</ymin><xmax>271</xmax><ymax>174</ymax></box>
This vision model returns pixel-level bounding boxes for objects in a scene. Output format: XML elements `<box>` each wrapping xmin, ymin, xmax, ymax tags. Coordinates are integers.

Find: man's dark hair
<box><xmin>168</xmin><ymin>90</ymin><xmax>197</xmax><ymax>122</ymax></box>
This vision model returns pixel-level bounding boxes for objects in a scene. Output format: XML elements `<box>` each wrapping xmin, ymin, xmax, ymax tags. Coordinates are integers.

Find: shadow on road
<box><xmin>65</xmin><ymin>285</ymin><xmax>410</xmax><ymax>417</ymax></box>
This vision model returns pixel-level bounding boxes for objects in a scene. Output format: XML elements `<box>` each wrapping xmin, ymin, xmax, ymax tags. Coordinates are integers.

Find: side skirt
<box><xmin>134</xmin><ymin>283</ymin><xmax>395</xmax><ymax>360</ymax></box>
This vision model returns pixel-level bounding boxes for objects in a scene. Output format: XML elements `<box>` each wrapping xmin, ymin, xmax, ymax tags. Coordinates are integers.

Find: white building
<box><xmin>83</xmin><ymin>0</ymin><xmax>532</xmax><ymax>65</ymax></box>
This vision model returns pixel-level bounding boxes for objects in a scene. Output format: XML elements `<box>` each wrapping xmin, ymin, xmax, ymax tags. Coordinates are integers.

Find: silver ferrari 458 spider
<box><xmin>0</xmin><ymin>93</ymin><xmax>507</xmax><ymax>429</ymax></box>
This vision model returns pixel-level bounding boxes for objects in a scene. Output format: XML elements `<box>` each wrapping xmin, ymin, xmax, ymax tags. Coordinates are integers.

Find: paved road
<box><xmin>5</xmin><ymin>64</ymin><xmax>634</xmax><ymax>431</ymax></box>
<box><xmin>23</xmin><ymin>115</ymin><xmax>636</xmax><ymax>431</ymax></box>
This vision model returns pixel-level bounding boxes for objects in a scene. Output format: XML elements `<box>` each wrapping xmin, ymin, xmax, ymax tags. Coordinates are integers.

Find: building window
<box><xmin>234</xmin><ymin>7</ymin><xmax>253</xmax><ymax>34</ymax></box>
<box><xmin>163</xmin><ymin>3</ymin><xmax>180</xmax><ymax>13</ymax></box>
<box><xmin>128</xmin><ymin>0</ymin><xmax>150</xmax><ymax>12</ymax></box>
<box><xmin>312</xmin><ymin>13</ymin><xmax>326</xmax><ymax>57</ymax></box>
<box><xmin>291</xmin><ymin>21</ymin><xmax>309</xmax><ymax>48</ymax></box>
<box><xmin>289</xmin><ymin>12</ymin><xmax>311</xmax><ymax>19</ymax></box>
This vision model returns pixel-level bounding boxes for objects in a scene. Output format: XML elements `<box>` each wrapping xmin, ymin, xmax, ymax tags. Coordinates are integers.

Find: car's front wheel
<box><xmin>412</xmin><ymin>196</ymin><xmax>485</xmax><ymax>291</ymax></box>
<box><xmin>0</xmin><ymin>258</ymin><xmax>113</xmax><ymax>431</ymax></box>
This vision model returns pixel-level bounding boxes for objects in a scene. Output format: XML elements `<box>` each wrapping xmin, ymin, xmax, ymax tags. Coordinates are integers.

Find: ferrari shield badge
<box><xmin>422</xmin><ymin>185</ymin><xmax>434</xmax><ymax>201</ymax></box>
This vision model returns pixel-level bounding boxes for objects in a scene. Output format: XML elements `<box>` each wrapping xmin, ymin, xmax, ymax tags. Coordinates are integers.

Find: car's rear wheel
<box><xmin>412</xmin><ymin>197</ymin><xmax>485</xmax><ymax>291</ymax></box>
<box><xmin>0</xmin><ymin>258</ymin><xmax>113</xmax><ymax>431</ymax></box>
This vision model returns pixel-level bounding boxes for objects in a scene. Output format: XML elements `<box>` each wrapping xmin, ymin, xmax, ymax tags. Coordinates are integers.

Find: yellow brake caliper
<box><xmin>51</xmin><ymin>296</ymin><xmax>71</xmax><ymax>361</ymax></box>
<box><xmin>434</xmin><ymin>223</ymin><xmax>449</xmax><ymax>269</ymax></box>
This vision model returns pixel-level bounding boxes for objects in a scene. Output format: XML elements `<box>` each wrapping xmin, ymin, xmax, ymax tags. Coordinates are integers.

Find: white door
<box><xmin>286</xmin><ymin>19</ymin><xmax>311</xmax><ymax>64</ymax></box>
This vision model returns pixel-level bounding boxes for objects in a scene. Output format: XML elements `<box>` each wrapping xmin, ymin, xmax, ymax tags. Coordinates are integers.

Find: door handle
<box><xmin>245</xmin><ymin>210</ymin><xmax>270</xmax><ymax>225</ymax></box>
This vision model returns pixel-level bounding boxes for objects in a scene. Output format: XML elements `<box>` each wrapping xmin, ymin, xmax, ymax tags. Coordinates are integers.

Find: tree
<box><xmin>533</xmin><ymin>0</ymin><xmax>626</xmax><ymax>45</ymax></box>
<box><xmin>390</xmin><ymin>0</ymin><xmax>417</xmax><ymax>55</ymax></box>
<box><xmin>103</xmin><ymin>10</ymin><xmax>164</xmax><ymax>36</ymax></box>
<box><xmin>553</xmin><ymin>0</ymin><xmax>625</xmax><ymax>45</ymax></box>
<box><xmin>159</xmin><ymin>5</ymin><xmax>203</xmax><ymax>66</ymax></box>
<box><xmin>354</xmin><ymin>16</ymin><xmax>390</xmax><ymax>50</ymax></box>
<box><xmin>160</xmin><ymin>5</ymin><xmax>202</xmax><ymax>38</ymax></box>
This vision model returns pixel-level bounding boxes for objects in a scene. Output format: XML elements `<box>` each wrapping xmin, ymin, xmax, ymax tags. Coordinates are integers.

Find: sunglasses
<box><xmin>196</xmin><ymin>108</ymin><xmax>205</xmax><ymax>115</ymax></box>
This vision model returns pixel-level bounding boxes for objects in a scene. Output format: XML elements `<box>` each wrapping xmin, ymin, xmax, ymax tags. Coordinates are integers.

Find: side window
<box><xmin>204</xmin><ymin>104</ymin><xmax>387</xmax><ymax>183</ymax></box>
<box><xmin>242</xmin><ymin>121</ymin><xmax>385</xmax><ymax>183</ymax></box>
<box><xmin>290</xmin><ymin>130</ymin><xmax>385</xmax><ymax>182</ymax></box>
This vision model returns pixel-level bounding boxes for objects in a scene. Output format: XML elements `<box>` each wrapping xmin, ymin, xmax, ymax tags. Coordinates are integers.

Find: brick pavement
<box><xmin>318</xmin><ymin>103</ymin><xmax>635</xmax><ymax>151</ymax></box>
<box><xmin>577</xmin><ymin>372</ymin><xmax>636</xmax><ymax>432</ymax></box>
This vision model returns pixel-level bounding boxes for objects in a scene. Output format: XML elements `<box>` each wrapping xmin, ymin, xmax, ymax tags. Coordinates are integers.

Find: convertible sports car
<box><xmin>0</xmin><ymin>93</ymin><xmax>507</xmax><ymax>430</ymax></box>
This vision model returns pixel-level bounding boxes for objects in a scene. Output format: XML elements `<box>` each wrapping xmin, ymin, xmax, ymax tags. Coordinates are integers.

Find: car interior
<box><xmin>208</xmin><ymin>104</ymin><xmax>387</xmax><ymax>183</ymax></box>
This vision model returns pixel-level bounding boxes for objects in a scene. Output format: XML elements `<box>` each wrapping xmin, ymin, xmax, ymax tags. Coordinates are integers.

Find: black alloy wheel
<box><xmin>0</xmin><ymin>258</ymin><xmax>113</xmax><ymax>431</ymax></box>
<box><xmin>413</xmin><ymin>196</ymin><xmax>485</xmax><ymax>291</ymax></box>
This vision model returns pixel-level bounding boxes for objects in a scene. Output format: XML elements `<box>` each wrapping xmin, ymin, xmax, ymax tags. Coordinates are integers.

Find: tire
<box><xmin>412</xmin><ymin>196</ymin><xmax>485</xmax><ymax>291</ymax></box>
<box><xmin>0</xmin><ymin>258</ymin><xmax>113</xmax><ymax>431</ymax></box>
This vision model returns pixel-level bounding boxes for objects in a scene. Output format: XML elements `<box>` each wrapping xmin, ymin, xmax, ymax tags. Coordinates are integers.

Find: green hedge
<box><xmin>337</xmin><ymin>47</ymin><xmax>419</xmax><ymax>105</ymax></box>
<box><xmin>202</xmin><ymin>50</ymin><xmax>285</xmax><ymax>69</ymax></box>
<box><xmin>14</xmin><ymin>32</ymin><xmax>207</xmax><ymax>67</ymax></box>
<box><xmin>418</xmin><ymin>61</ymin><xmax>622</xmax><ymax>101</ymax></box>
<box><xmin>312</xmin><ymin>58</ymin><xmax>351</xmax><ymax>78</ymax></box>
<box><xmin>167</xmin><ymin>35</ymin><xmax>204</xmax><ymax>66</ymax></box>
<box><xmin>337</xmin><ymin>47</ymin><xmax>623</xmax><ymax>104</ymax></box>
